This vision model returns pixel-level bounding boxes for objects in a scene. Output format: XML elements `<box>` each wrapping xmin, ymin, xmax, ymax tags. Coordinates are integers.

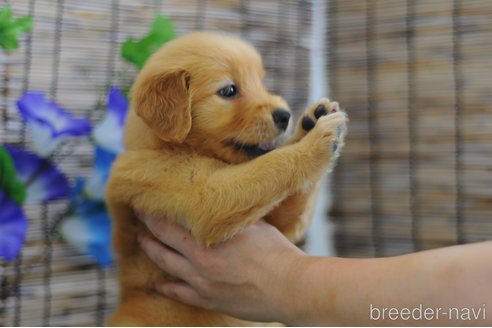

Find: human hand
<box><xmin>136</xmin><ymin>213</ymin><xmax>307</xmax><ymax>324</ymax></box>
<box><xmin>136</xmin><ymin>212</ymin><xmax>492</xmax><ymax>326</ymax></box>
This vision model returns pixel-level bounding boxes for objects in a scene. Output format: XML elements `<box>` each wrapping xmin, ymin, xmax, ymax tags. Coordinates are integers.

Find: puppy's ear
<box><xmin>133</xmin><ymin>69</ymin><xmax>191</xmax><ymax>143</ymax></box>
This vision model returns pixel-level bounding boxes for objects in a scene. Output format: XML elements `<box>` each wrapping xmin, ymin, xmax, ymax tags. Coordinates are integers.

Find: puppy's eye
<box><xmin>218</xmin><ymin>84</ymin><xmax>238</xmax><ymax>98</ymax></box>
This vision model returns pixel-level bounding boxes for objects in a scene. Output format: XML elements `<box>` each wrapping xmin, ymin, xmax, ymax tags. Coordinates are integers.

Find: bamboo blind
<box><xmin>328</xmin><ymin>0</ymin><xmax>492</xmax><ymax>257</ymax></box>
<box><xmin>0</xmin><ymin>0</ymin><xmax>312</xmax><ymax>326</ymax></box>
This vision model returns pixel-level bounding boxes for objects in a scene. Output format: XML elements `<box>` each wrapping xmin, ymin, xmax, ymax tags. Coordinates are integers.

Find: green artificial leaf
<box><xmin>0</xmin><ymin>5</ymin><xmax>33</xmax><ymax>54</ymax></box>
<box><xmin>0</xmin><ymin>34</ymin><xmax>18</xmax><ymax>51</ymax></box>
<box><xmin>0</xmin><ymin>5</ymin><xmax>12</xmax><ymax>23</ymax></box>
<box><xmin>12</xmin><ymin>16</ymin><xmax>33</xmax><ymax>34</ymax></box>
<box><xmin>121</xmin><ymin>14</ymin><xmax>176</xmax><ymax>69</ymax></box>
<box><xmin>0</xmin><ymin>146</ymin><xmax>27</xmax><ymax>206</ymax></box>
<box><xmin>151</xmin><ymin>14</ymin><xmax>176</xmax><ymax>41</ymax></box>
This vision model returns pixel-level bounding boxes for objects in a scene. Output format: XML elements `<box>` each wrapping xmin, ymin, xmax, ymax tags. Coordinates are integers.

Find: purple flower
<box><xmin>93</xmin><ymin>87</ymin><xmax>129</xmax><ymax>154</ymax></box>
<box><xmin>17</xmin><ymin>91</ymin><xmax>92</xmax><ymax>157</ymax></box>
<box><xmin>0</xmin><ymin>189</ymin><xmax>28</xmax><ymax>261</ymax></box>
<box><xmin>5</xmin><ymin>146</ymin><xmax>70</xmax><ymax>203</ymax></box>
<box><xmin>61</xmin><ymin>210</ymin><xmax>113</xmax><ymax>267</ymax></box>
<box><xmin>60</xmin><ymin>178</ymin><xmax>113</xmax><ymax>267</ymax></box>
<box><xmin>84</xmin><ymin>146</ymin><xmax>117</xmax><ymax>200</ymax></box>
<box><xmin>0</xmin><ymin>146</ymin><xmax>71</xmax><ymax>261</ymax></box>
<box><xmin>59</xmin><ymin>146</ymin><xmax>116</xmax><ymax>266</ymax></box>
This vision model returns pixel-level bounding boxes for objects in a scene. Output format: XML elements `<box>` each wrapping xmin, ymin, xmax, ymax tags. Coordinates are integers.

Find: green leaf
<box><xmin>121</xmin><ymin>38</ymin><xmax>146</xmax><ymax>70</ymax></box>
<box><xmin>121</xmin><ymin>14</ymin><xmax>176</xmax><ymax>69</ymax></box>
<box><xmin>12</xmin><ymin>16</ymin><xmax>33</xmax><ymax>34</ymax></box>
<box><xmin>0</xmin><ymin>5</ymin><xmax>33</xmax><ymax>54</ymax></box>
<box><xmin>0</xmin><ymin>34</ymin><xmax>18</xmax><ymax>52</ymax></box>
<box><xmin>0</xmin><ymin>146</ymin><xmax>27</xmax><ymax>206</ymax></box>
<box><xmin>0</xmin><ymin>6</ymin><xmax>12</xmax><ymax>24</ymax></box>
<box><xmin>151</xmin><ymin>14</ymin><xmax>176</xmax><ymax>42</ymax></box>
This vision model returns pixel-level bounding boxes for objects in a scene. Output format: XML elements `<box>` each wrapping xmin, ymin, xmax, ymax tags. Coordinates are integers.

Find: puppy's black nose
<box><xmin>272</xmin><ymin>109</ymin><xmax>291</xmax><ymax>131</ymax></box>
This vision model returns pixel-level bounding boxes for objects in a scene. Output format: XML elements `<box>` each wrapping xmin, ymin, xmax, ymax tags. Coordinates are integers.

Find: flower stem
<box><xmin>1</xmin><ymin>63</ymin><xmax>10</xmax><ymax>125</ymax></box>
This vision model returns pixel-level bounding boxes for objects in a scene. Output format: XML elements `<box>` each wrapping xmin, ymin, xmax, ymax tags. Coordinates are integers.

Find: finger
<box><xmin>139</xmin><ymin>233</ymin><xmax>195</xmax><ymax>280</ymax></box>
<box><xmin>154</xmin><ymin>281</ymin><xmax>212</xmax><ymax>310</ymax></box>
<box><xmin>136</xmin><ymin>211</ymin><xmax>195</xmax><ymax>256</ymax></box>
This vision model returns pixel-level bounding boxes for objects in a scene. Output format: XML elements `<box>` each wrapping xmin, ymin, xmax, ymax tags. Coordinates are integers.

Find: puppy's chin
<box><xmin>228</xmin><ymin>132</ymin><xmax>290</xmax><ymax>159</ymax></box>
<box><xmin>229</xmin><ymin>141</ymin><xmax>274</xmax><ymax>158</ymax></box>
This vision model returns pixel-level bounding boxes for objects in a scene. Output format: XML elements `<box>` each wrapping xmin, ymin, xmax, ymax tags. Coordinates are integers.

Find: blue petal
<box><xmin>0</xmin><ymin>189</ymin><xmax>28</xmax><ymax>261</ymax></box>
<box><xmin>107</xmin><ymin>86</ymin><xmax>129</xmax><ymax>125</ymax></box>
<box><xmin>94</xmin><ymin>146</ymin><xmax>117</xmax><ymax>177</ymax></box>
<box><xmin>93</xmin><ymin>87</ymin><xmax>129</xmax><ymax>154</ymax></box>
<box><xmin>84</xmin><ymin>147</ymin><xmax>117</xmax><ymax>200</ymax></box>
<box><xmin>69</xmin><ymin>177</ymin><xmax>86</xmax><ymax>204</ymax></box>
<box><xmin>61</xmin><ymin>199</ymin><xmax>113</xmax><ymax>267</ymax></box>
<box><xmin>17</xmin><ymin>91</ymin><xmax>92</xmax><ymax>138</ymax></box>
<box><xmin>17</xmin><ymin>91</ymin><xmax>92</xmax><ymax>157</ymax></box>
<box><xmin>5</xmin><ymin>146</ymin><xmax>70</xmax><ymax>202</ymax></box>
<box><xmin>27</xmin><ymin>122</ymin><xmax>65</xmax><ymax>157</ymax></box>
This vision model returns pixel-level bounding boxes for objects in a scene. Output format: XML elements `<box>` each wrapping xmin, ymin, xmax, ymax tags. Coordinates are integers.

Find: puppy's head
<box><xmin>132</xmin><ymin>32</ymin><xmax>291</xmax><ymax>163</ymax></box>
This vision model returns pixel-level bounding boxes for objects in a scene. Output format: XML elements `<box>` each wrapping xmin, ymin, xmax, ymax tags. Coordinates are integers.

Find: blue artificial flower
<box><xmin>17</xmin><ymin>91</ymin><xmax>92</xmax><ymax>157</ymax></box>
<box><xmin>0</xmin><ymin>189</ymin><xmax>28</xmax><ymax>261</ymax></box>
<box><xmin>60</xmin><ymin>109</ymin><xmax>121</xmax><ymax>266</ymax></box>
<box><xmin>0</xmin><ymin>146</ymin><xmax>70</xmax><ymax>261</ymax></box>
<box><xmin>60</xmin><ymin>178</ymin><xmax>113</xmax><ymax>267</ymax></box>
<box><xmin>92</xmin><ymin>87</ymin><xmax>129</xmax><ymax>154</ymax></box>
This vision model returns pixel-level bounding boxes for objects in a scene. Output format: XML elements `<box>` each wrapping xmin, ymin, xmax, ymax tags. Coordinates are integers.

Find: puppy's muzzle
<box><xmin>272</xmin><ymin>108</ymin><xmax>291</xmax><ymax>131</ymax></box>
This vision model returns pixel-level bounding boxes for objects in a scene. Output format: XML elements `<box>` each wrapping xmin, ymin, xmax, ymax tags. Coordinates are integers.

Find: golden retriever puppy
<box><xmin>106</xmin><ymin>32</ymin><xmax>347</xmax><ymax>326</ymax></box>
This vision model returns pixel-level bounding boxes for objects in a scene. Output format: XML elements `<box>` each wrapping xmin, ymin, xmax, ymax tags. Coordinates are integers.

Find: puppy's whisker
<box><xmin>232</xmin><ymin>125</ymin><xmax>254</xmax><ymax>156</ymax></box>
<box><xmin>235</xmin><ymin>124</ymin><xmax>250</xmax><ymax>144</ymax></box>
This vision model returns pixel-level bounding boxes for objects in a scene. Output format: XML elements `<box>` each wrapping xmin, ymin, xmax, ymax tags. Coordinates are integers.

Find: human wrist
<box><xmin>285</xmin><ymin>256</ymin><xmax>345</xmax><ymax>326</ymax></box>
<box><xmin>270</xmin><ymin>252</ymin><xmax>319</xmax><ymax>326</ymax></box>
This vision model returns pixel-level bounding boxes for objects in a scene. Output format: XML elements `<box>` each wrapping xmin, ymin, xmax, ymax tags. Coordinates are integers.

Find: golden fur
<box><xmin>106</xmin><ymin>32</ymin><xmax>347</xmax><ymax>326</ymax></box>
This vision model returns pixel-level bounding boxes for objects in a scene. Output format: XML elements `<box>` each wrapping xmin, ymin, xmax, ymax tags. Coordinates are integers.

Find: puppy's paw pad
<box><xmin>301</xmin><ymin>116</ymin><xmax>316</xmax><ymax>131</ymax></box>
<box><xmin>301</xmin><ymin>99</ymin><xmax>340</xmax><ymax>132</ymax></box>
<box><xmin>314</xmin><ymin>104</ymin><xmax>328</xmax><ymax>119</ymax></box>
<box><xmin>316</xmin><ymin>101</ymin><xmax>339</xmax><ymax>118</ymax></box>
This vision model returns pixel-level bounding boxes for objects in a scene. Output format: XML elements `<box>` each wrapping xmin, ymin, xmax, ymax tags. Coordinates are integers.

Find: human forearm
<box><xmin>137</xmin><ymin>211</ymin><xmax>492</xmax><ymax>326</ymax></box>
<box><xmin>284</xmin><ymin>242</ymin><xmax>492</xmax><ymax>326</ymax></box>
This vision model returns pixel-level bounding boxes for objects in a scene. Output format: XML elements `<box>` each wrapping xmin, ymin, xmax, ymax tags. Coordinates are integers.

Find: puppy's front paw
<box><xmin>314</xmin><ymin>111</ymin><xmax>347</xmax><ymax>155</ymax></box>
<box><xmin>293</xmin><ymin>98</ymin><xmax>341</xmax><ymax>143</ymax></box>
<box><xmin>297</xmin><ymin>103</ymin><xmax>347</xmax><ymax>170</ymax></box>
